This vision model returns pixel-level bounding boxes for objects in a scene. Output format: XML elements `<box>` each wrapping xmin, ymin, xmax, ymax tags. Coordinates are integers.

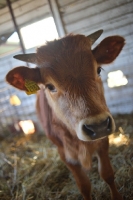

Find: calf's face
<box><xmin>6</xmin><ymin>31</ymin><xmax>125</xmax><ymax>141</ymax></box>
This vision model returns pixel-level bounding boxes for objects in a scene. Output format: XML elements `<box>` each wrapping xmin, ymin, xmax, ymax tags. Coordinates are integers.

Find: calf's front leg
<box><xmin>96</xmin><ymin>137</ymin><xmax>123</xmax><ymax>200</ymax></box>
<box><xmin>58</xmin><ymin>148</ymin><xmax>92</xmax><ymax>200</ymax></box>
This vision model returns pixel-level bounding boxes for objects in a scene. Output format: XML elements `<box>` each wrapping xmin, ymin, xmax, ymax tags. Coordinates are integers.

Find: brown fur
<box><xmin>6</xmin><ymin>34</ymin><xmax>125</xmax><ymax>200</ymax></box>
<box><xmin>36</xmin><ymin>88</ymin><xmax>122</xmax><ymax>200</ymax></box>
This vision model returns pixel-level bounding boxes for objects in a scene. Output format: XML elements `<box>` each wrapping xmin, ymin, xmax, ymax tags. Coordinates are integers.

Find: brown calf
<box><xmin>6</xmin><ymin>30</ymin><xmax>124</xmax><ymax>200</ymax></box>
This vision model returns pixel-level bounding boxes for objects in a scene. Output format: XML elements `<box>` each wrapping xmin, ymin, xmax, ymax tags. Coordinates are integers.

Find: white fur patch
<box><xmin>65</xmin><ymin>153</ymin><xmax>79</xmax><ymax>165</ymax></box>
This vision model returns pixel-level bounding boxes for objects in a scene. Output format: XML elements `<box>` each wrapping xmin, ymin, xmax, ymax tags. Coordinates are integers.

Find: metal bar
<box><xmin>48</xmin><ymin>0</ymin><xmax>66</xmax><ymax>37</ymax></box>
<box><xmin>6</xmin><ymin>0</ymin><xmax>26</xmax><ymax>54</ymax></box>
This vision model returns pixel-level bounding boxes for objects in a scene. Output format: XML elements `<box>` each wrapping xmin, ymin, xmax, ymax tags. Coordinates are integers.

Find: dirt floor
<box><xmin>0</xmin><ymin>114</ymin><xmax>133</xmax><ymax>200</ymax></box>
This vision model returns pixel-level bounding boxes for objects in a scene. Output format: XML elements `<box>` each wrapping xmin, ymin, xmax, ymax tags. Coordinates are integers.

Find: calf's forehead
<box><xmin>37</xmin><ymin>34</ymin><xmax>92</xmax><ymax>59</ymax></box>
<box><xmin>38</xmin><ymin>35</ymin><xmax>97</xmax><ymax>85</ymax></box>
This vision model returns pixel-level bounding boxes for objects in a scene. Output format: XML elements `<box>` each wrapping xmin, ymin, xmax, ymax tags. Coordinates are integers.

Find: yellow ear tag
<box><xmin>25</xmin><ymin>79</ymin><xmax>40</xmax><ymax>95</ymax></box>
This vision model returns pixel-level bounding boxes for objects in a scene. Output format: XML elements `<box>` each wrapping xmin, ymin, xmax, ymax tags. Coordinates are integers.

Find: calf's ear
<box><xmin>92</xmin><ymin>36</ymin><xmax>125</xmax><ymax>64</ymax></box>
<box><xmin>6</xmin><ymin>66</ymin><xmax>41</xmax><ymax>91</ymax></box>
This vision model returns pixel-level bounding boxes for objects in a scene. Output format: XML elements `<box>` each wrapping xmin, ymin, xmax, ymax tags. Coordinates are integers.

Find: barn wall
<box><xmin>58</xmin><ymin>0</ymin><xmax>133</xmax><ymax>114</ymax></box>
<box><xmin>0</xmin><ymin>47</ymin><xmax>40</xmax><ymax>133</ymax></box>
<box><xmin>0</xmin><ymin>0</ymin><xmax>52</xmax><ymax>132</ymax></box>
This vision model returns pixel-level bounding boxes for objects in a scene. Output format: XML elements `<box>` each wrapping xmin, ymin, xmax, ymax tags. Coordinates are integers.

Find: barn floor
<box><xmin>0</xmin><ymin>114</ymin><xmax>133</xmax><ymax>200</ymax></box>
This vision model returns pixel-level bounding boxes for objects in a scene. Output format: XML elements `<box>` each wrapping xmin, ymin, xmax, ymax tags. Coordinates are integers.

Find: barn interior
<box><xmin>0</xmin><ymin>0</ymin><xmax>133</xmax><ymax>200</ymax></box>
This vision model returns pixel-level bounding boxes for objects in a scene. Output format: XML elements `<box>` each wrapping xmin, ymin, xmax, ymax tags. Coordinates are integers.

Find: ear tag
<box><xmin>25</xmin><ymin>79</ymin><xmax>40</xmax><ymax>95</ymax></box>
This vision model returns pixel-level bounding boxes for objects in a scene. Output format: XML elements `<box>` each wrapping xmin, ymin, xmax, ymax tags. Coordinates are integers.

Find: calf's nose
<box><xmin>82</xmin><ymin>117</ymin><xmax>112</xmax><ymax>140</ymax></box>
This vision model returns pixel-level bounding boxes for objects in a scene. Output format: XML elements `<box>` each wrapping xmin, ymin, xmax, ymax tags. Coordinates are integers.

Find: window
<box><xmin>0</xmin><ymin>17</ymin><xmax>58</xmax><ymax>56</ymax></box>
<box><xmin>107</xmin><ymin>70</ymin><xmax>128</xmax><ymax>88</ymax></box>
<box><xmin>20</xmin><ymin>17</ymin><xmax>58</xmax><ymax>49</ymax></box>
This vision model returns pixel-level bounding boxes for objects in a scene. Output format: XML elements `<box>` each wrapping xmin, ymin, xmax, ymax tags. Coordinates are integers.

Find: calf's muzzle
<box><xmin>82</xmin><ymin>117</ymin><xmax>112</xmax><ymax>140</ymax></box>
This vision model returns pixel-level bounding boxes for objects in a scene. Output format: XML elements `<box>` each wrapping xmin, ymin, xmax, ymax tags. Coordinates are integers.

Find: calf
<box><xmin>6</xmin><ymin>30</ymin><xmax>124</xmax><ymax>200</ymax></box>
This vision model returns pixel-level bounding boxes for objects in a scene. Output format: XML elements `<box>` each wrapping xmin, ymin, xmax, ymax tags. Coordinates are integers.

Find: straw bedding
<box><xmin>0</xmin><ymin>114</ymin><xmax>133</xmax><ymax>200</ymax></box>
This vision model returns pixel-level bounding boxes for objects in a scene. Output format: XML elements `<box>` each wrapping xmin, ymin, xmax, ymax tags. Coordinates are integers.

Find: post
<box><xmin>6</xmin><ymin>0</ymin><xmax>26</xmax><ymax>54</ymax></box>
<box><xmin>48</xmin><ymin>0</ymin><xmax>66</xmax><ymax>37</ymax></box>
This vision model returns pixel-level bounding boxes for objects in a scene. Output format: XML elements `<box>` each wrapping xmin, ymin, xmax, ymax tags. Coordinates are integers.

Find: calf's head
<box><xmin>6</xmin><ymin>30</ymin><xmax>125</xmax><ymax>141</ymax></box>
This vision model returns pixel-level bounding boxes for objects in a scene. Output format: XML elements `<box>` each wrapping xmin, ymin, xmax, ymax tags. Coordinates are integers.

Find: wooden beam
<box><xmin>48</xmin><ymin>0</ymin><xmax>66</xmax><ymax>37</ymax></box>
<box><xmin>6</xmin><ymin>0</ymin><xmax>25</xmax><ymax>54</ymax></box>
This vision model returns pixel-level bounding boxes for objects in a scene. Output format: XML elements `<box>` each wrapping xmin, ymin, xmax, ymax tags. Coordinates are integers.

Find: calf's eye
<box><xmin>97</xmin><ymin>67</ymin><xmax>102</xmax><ymax>76</ymax></box>
<box><xmin>46</xmin><ymin>84</ymin><xmax>57</xmax><ymax>92</ymax></box>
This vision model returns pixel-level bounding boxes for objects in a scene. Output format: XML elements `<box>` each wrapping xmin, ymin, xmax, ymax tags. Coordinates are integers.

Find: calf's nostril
<box><xmin>106</xmin><ymin>117</ymin><xmax>111</xmax><ymax>131</ymax></box>
<box><xmin>82</xmin><ymin>125</ymin><xmax>96</xmax><ymax>138</ymax></box>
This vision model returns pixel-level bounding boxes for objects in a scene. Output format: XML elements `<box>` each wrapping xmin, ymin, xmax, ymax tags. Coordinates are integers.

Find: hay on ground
<box><xmin>0</xmin><ymin>114</ymin><xmax>133</xmax><ymax>200</ymax></box>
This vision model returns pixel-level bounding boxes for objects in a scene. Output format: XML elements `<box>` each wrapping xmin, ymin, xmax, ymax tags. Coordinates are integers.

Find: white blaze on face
<box><xmin>58</xmin><ymin>93</ymin><xmax>90</xmax><ymax>131</ymax></box>
<box><xmin>73</xmin><ymin>96</ymin><xmax>90</xmax><ymax>117</ymax></box>
<box><xmin>45</xmin><ymin>89</ymin><xmax>90</xmax><ymax>136</ymax></box>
